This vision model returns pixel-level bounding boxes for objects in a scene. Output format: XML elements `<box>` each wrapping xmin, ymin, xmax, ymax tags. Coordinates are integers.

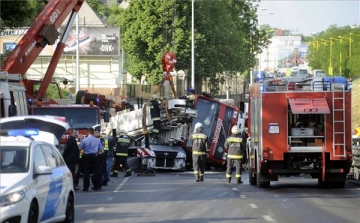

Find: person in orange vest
<box><xmin>224</xmin><ymin>125</ymin><xmax>244</xmax><ymax>184</ymax></box>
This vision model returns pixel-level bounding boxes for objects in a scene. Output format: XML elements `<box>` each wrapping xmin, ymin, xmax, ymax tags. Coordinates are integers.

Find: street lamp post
<box><xmin>255</xmin><ymin>8</ymin><xmax>274</xmax><ymax>84</ymax></box>
<box><xmin>338</xmin><ymin>35</ymin><xmax>352</xmax><ymax>57</ymax></box>
<box><xmin>321</xmin><ymin>39</ymin><xmax>333</xmax><ymax>75</ymax></box>
<box><xmin>331</xmin><ymin>37</ymin><xmax>342</xmax><ymax>76</ymax></box>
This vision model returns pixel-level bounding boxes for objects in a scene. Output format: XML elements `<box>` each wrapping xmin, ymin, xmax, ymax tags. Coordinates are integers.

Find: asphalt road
<box><xmin>74</xmin><ymin>171</ymin><xmax>360</xmax><ymax>223</ymax></box>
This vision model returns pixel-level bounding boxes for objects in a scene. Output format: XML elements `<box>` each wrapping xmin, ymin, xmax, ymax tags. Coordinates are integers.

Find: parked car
<box><xmin>0</xmin><ymin>116</ymin><xmax>75</xmax><ymax>223</ymax></box>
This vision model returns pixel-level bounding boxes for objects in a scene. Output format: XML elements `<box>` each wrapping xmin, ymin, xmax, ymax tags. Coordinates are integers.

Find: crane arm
<box><xmin>1</xmin><ymin>0</ymin><xmax>84</xmax><ymax>76</ymax></box>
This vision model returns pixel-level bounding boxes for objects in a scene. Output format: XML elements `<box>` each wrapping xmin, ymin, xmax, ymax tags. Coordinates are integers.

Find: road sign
<box><xmin>355</xmin><ymin>128</ymin><xmax>360</xmax><ymax>136</ymax></box>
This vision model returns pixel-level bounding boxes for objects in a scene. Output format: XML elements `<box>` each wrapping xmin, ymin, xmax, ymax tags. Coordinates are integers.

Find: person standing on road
<box><xmin>92</xmin><ymin>125</ymin><xmax>105</xmax><ymax>190</ymax></box>
<box><xmin>63</xmin><ymin>128</ymin><xmax>80</xmax><ymax>190</ymax></box>
<box><xmin>79</xmin><ymin>127</ymin><xmax>103</xmax><ymax>191</ymax></box>
<box><xmin>111</xmin><ymin>131</ymin><xmax>132</xmax><ymax>178</ymax></box>
<box><xmin>102</xmin><ymin>127</ymin><xmax>116</xmax><ymax>184</ymax></box>
<box><xmin>191</xmin><ymin>122</ymin><xmax>209</xmax><ymax>182</ymax></box>
<box><xmin>224</xmin><ymin>125</ymin><xmax>244</xmax><ymax>184</ymax></box>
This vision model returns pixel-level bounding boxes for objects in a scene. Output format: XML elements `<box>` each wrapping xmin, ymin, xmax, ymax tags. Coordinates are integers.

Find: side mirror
<box><xmin>36</xmin><ymin>165</ymin><xmax>52</xmax><ymax>175</ymax></box>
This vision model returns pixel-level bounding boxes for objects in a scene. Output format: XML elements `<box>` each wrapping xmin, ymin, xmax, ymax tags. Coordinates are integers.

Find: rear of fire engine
<box><xmin>247</xmin><ymin>78</ymin><xmax>352</xmax><ymax>188</ymax></box>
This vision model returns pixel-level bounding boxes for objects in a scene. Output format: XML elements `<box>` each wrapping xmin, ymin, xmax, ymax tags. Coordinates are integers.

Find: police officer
<box><xmin>224</xmin><ymin>125</ymin><xmax>244</xmax><ymax>184</ymax></box>
<box><xmin>111</xmin><ymin>131</ymin><xmax>132</xmax><ymax>177</ymax></box>
<box><xmin>149</xmin><ymin>94</ymin><xmax>161</xmax><ymax>140</ymax></box>
<box><xmin>191</xmin><ymin>122</ymin><xmax>209</xmax><ymax>182</ymax></box>
<box><xmin>79</xmin><ymin>127</ymin><xmax>103</xmax><ymax>191</ymax></box>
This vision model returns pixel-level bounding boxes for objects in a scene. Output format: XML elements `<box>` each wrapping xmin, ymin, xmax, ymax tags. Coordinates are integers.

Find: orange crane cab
<box><xmin>247</xmin><ymin>77</ymin><xmax>352</xmax><ymax>188</ymax></box>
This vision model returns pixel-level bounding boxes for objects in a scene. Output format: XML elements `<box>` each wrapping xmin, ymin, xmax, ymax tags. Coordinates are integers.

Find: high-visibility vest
<box><xmin>77</xmin><ymin>141</ymin><xmax>83</xmax><ymax>159</ymax></box>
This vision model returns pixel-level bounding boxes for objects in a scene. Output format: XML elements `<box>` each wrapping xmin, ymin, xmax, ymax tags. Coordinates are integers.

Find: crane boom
<box><xmin>1</xmin><ymin>0</ymin><xmax>84</xmax><ymax>77</ymax></box>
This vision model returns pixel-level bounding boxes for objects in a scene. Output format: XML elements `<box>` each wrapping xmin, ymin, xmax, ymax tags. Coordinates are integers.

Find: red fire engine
<box><xmin>247</xmin><ymin>78</ymin><xmax>352</xmax><ymax>188</ymax></box>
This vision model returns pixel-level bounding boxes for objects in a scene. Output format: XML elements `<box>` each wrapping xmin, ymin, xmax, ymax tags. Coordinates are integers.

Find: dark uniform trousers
<box><xmin>83</xmin><ymin>153</ymin><xmax>99</xmax><ymax>190</ymax></box>
<box><xmin>192</xmin><ymin>154</ymin><xmax>207</xmax><ymax>181</ymax></box>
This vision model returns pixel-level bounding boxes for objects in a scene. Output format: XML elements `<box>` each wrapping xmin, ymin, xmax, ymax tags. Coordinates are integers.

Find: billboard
<box><xmin>277</xmin><ymin>45</ymin><xmax>308</xmax><ymax>69</ymax></box>
<box><xmin>61</xmin><ymin>27</ymin><xmax>120</xmax><ymax>56</ymax></box>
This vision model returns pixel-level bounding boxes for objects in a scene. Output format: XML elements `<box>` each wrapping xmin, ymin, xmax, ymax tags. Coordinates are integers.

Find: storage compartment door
<box><xmin>288</xmin><ymin>98</ymin><xmax>330</xmax><ymax>114</ymax></box>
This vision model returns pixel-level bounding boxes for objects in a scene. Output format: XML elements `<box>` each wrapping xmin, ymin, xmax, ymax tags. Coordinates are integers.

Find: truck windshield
<box><xmin>186</xmin><ymin>97</ymin><xmax>220</xmax><ymax>147</ymax></box>
<box><xmin>32</xmin><ymin>107</ymin><xmax>99</xmax><ymax>128</ymax></box>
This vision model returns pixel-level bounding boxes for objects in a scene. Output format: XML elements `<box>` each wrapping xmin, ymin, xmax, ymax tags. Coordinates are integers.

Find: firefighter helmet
<box><xmin>152</xmin><ymin>94</ymin><xmax>158</xmax><ymax>100</ymax></box>
<box><xmin>231</xmin><ymin>125</ymin><xmax>241</xmax><ymax>134</ymax></box>
<box><xmin>118</xmin><ymin>130</ymin><xmax>127</xmax><ymax>136</ymax></box>
<box><xmin>194</xmin><ymin>122</ymin><xmax>203</xmax><ymax>132</ymax></box>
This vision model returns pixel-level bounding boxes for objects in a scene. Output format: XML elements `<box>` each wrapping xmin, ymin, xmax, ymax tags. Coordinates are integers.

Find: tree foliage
<box><xmin>306</xmin><ymin>25</ymin><xmax>360</xmax><ymax>78</ymax></box>
<box><xmin>0</xmin><ymin>0</ymin><xmax>45</xmax><ymax>31</ymax></box>
<box><xmin>87</xmin><ymin>0</ymin><xmax>111</xmax><ymax>19</ymax></box>
<box><xmin>108</xmin><ymin>0</ymin><xmax>265</xmax><ymax>92</ymax></box>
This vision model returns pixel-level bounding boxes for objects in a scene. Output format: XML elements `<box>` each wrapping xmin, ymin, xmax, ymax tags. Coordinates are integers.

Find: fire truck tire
<box><xmin>248</xmin><ymin>168</ymin><xmax>256</xmax><ymax>185</ymax></box>
<box><xmin>256</xmin><ymin>173</ymin><xmax>270</xmax><ymax>188</ymax></box>
<box><xmin>331</xmin><ymin>181</ymin><xmax>345</xmax><ymax>188</ymax></box>
<box><xmin>75</xmin><ymin>90</ymin><xmax>86</xmax><ymax>104</ymax></box>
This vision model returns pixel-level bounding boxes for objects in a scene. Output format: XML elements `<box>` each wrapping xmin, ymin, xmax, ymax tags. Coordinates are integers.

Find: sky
<box><xmin>259</xmin><ymin>0</ymin><xmax>360</xmax><ymax>35</ymax></box>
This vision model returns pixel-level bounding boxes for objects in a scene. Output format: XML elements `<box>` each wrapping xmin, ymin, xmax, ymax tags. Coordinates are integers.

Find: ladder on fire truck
<box><xmin>332</xmin><ymin>83</ymin><xmax>346</xmax><ymax>157</ymax></box>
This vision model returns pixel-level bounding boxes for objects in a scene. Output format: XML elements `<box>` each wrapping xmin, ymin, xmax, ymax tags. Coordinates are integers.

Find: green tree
<box><xmin>0</xmin><ymin>0</ymin><xmax>45</xmax><ymax>31</ymax></box>
<box><xmin>109</xmin><ymin>0</ymin><xmax>264</xmax><ymax>93</ymax></box>
<box><xmin>87</xmin><ymin>0</ymin><xmax>111</xmax><ymax>19</ymax></box>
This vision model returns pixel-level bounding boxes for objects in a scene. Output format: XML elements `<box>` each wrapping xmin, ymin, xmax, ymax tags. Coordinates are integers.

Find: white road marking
<box><xmin>239</xmin><ymin>195</ymin><xmax>247</xmax><ymax>198</ymax></box>
<box><xmin>86</xmin><ymin>220</ymin><xmax>94</xmax><ymax>223</ymax></box>
<box><xmin>107</xmin><ymin>197</ymin><xmax>113</xmax><ymax>201</ymax></box>
<box><xmin>97</xmin><ymin>207</ymin><xmax>104</xmax><ymax>212</ymax></box>
<box><xmin>263</xmin><ymin>215</ymin><xmax>274</xmax><ymax>221</ymax></box>
<box><xmin>114</xmin><ymin>176</ymin><xmax>130</xmax><ymax>192</ymax></box>
<box><xmin>249</xmin><ymin>203</ymin><xmax>258</xmax><ymax>208</ymax></box>
<box><xmin>232</xmin><ymin>188</ymin><xmax>238</xmax><ymax>191</ymax></box>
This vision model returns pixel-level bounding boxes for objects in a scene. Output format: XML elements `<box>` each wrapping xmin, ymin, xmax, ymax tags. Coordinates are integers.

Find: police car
<box><xmin>0</xmin><ymin>116</ymin><xmax>75</xmax><ymax>223</ymax></box>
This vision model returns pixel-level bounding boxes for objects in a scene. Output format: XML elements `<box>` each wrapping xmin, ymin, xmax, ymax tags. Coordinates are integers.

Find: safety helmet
<box><xmin>152</xmin><ymin>94</ymin><xmax>158</xmax><ymax>100</ymax></box>
<box><xmin>194</xmin><ymin>122</ymin><xmax>203</xmax><ymax>132</ymax></box>
<box><xmin>118</xmin><ymin>130</ymin><xmax>127</xmax><ymax>136</ymax></box>
<box><xmin>187</xmin><ymin>87</ymin><xmax>195</xmax><ymax>94</ymax></box>
<box><xmin>231</xmin><ymin>125</ymin><xmax>241</xmax><ymax>134</ymax></box>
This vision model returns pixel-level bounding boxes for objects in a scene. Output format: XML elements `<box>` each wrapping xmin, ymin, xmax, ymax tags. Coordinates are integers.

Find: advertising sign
<box><xmin>277</xmin><ymin>45</ymin><xmax>308</xmax><ymax>69</ymax></box>
<box><xmin>61</xmin><ymin>27</ymin><xmax>120</xmax><ymax>56</ymax></box>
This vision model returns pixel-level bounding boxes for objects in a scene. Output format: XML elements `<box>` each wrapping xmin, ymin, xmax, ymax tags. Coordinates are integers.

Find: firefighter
<box><xmin>224</xmin><ymin>125</ymin><xmax>244</xmax><ymax>184</ymax></box>
<box><xmin>111</xmin><ymin>131</ymin><xmax>132</xmax><ymax>177</ymax></box>
<box><xmin>149</xmin><ymin>94</ymin><xmax>162</xmax><ymax>140</ymax></box>
<box><xmin>191</xmin><ymin>122</ymin><xmax>209</xmax><ymax>182</ymax></box>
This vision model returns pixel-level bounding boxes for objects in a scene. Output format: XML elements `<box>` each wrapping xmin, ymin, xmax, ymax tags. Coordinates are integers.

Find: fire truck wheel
<box><xmin>331</xmin><ymin>181</ymin><xmax>345</xmax><ymax>188</ymax></box>
<box><xmin>75</xmin><ymin>90</ymin><xmax>86</xmax><ymax>104</ymax></box>
<box><xmin>248</xmin><ymin>168</ymin><xmax>256</xmax><ymax>185</ymax></box>
<box><xmin>256</xmin><ymin>173</ymin><xmax>270</xmax><ymax>188</ymax></box>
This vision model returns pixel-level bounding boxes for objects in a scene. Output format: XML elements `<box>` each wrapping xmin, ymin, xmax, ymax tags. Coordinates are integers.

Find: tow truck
<box><xmin>0</xmin><ymin>0</ymin><xmax>105</xmax><ymax>147</ymax></box>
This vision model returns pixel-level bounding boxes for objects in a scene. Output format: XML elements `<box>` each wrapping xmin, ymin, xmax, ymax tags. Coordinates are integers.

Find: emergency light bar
<box><xmin>0</xmin><ymin>129</ymin><xmax>39</xmax><ymax>137</ymax></box>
